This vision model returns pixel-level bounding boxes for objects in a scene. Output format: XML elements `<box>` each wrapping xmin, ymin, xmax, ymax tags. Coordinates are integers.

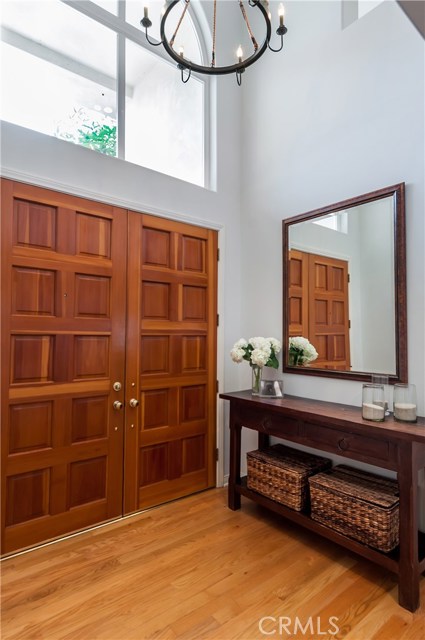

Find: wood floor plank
<box><xmin>351</xmin><ymin>608</ymin><xmax>411</xmax><ymax>640</ymax></box>
<box><xmin>1</xmin><ymin>488</ymin><xmax>424</xmax><ymax>640</ymax></box>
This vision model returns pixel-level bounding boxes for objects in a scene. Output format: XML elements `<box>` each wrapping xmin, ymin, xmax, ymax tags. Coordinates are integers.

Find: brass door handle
<box><xmin>113</xmin><ymin>401</ymin><xmax>123</xmax><ymax>410</ymax></box>
<box><xmin>129</xmin><ymin>398</ymin><xmax>139</xmax><ymax>408</ymax></box>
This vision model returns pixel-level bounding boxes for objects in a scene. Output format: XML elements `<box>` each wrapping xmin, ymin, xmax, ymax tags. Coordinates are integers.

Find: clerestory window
<box><xmin>0</xmin><ymin>0</ymin><xmax>208</xmax><ymax>187</ymax></box>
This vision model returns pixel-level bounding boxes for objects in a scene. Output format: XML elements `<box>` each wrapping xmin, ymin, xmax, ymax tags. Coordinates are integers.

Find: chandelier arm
<box><xmin>268</xmin><ymin>24</ymin><xmax>287</xmax><ymax>52</ymax></box>
<box><xmin>170</xmin><ymin>0</ymin><xmax>191</xmax><ymax>48</ymax></box>
<box><xmin>140</xmin><ymin>16</ymin><xmax>164</xmax><ymax>46</ymax></box>
<box><xmin>144</xmin><ymin>30</ymin><xmax>164</xmax><ymax>47</ymax></box>
<box><xmin>268</xmin><ymin>37</ymin><xmax>284</xmax><ymax>53</ymax></box>
<box><xmin>179</xmin><ymin>66</ymin><xmax>192</xmax><ymax>83</ymax></box>
<box><xmin>239</xmin><ymin>0</ymin><xmax>259</xmax><ymax>51</ymax></box>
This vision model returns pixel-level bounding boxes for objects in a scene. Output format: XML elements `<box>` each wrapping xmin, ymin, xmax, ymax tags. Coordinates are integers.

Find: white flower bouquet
<box><xmin>230</xmin><ymin>336</ymin><xmax>281</xmax><ymax>369</ymax></box>
<box><xmin>288</xmin><ymin>336</ymin><xmax>318</xmax><ymax>366</ymax></box>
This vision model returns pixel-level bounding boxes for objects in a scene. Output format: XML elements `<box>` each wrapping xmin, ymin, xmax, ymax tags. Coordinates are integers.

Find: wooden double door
<box><xmin>1</xmin><ymin>180</ymin><xmax>218</xmax><ymax>555</ymax></box>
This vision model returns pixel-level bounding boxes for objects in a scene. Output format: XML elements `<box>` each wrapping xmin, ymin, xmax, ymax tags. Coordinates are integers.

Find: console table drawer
<box><xmin>238</xmin><ymin>407</ymin><xmax>299</xmax><ymax>438</ymax></box>
<box><xmin>302</xmin><ymin>423</ymin><xmax>391</xmax><ymax>463</ymax></box>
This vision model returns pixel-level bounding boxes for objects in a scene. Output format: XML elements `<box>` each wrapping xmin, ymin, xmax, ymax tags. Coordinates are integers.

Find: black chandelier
<box><xmin>140</xmin><ymin>0</ymin><xmax>288</xmax><ymax>85</ymax></box>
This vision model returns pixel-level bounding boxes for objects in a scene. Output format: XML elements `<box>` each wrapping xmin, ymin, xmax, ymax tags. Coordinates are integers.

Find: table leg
<box><xmin>228</xmin><ymin>409</ymin><xmax>242</xmax><ymax>511</ymax></box>
<box><xmin>259</xmin><ymin>432</ymin><xmax>270</xmax><ymax>449</ymax></box>
<box><xmin>397</xmin><ymin>442</ymin><xmax>420</xmax><ymax>612</ymax></box>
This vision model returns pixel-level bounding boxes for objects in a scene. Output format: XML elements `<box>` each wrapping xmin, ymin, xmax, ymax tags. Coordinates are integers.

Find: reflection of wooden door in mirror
<box><xmin>288</xmin><ymin>250</ymin><xmax>309</xmax><ymax>338</ymax></box>
<box><xmin>308</xmin><ymin>253</ymin><xmax>350</xmax><ymax>370</ymax></box>
<box><xmin>289</xmin><ymin>250</ymin><xmax>350</xmax><ymax>370</ymax></box>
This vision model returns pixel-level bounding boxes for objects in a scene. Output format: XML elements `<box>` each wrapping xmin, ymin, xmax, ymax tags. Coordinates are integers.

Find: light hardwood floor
<box><xmin>1</xmin><ymin>488</ymin><xmax>424</xmax><ymax>640</ymax></box>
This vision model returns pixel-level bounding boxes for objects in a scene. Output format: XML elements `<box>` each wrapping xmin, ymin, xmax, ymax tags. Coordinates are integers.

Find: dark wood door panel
<box><xmin>138</xmin><ymin>436</ymin><xmax>207</xmax><ymax>487</ymax></box>
<box><xmin>139</xmin><ymin>335</ymin><xmax>208</xmax><ymax>380</ymax></box>
<box><xmin>125</xmin><ymin>213</ymin><xmax>217</xmax><ymax>514</ymax></box>
<box><xmin>1</xmin><ymin>179</ymin><xmax>126</xmax><ymax>554</ymax></box>
<box><xmin>2</xmin><ymin>500</ymin><xmax>113</xmax><ymax>555</ymax></box>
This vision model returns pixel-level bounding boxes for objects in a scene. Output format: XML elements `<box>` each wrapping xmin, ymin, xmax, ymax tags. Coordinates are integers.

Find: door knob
<box><xmin>113</xmin><ymin>400</ymin><xmax>123</xmax><ymax>410</ymax></box>
<box><xmin>129</xmin><ymin>398</ymin><xmax>139</xmax><ymax>408</ymax></box>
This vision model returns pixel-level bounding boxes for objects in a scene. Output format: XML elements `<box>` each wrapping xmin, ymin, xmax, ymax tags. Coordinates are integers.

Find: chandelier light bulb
<box><xmin>237</xmin><ymin>45</ymin><xmax>243</xmax><ymax>63</ymax></box>
<box><xmin>144</xmin><ymin>5</ymin><xmax>149</xmax><ymax>19</ymax></box>
<box><xmin>278</xmin><ymin>3</ymin><xmax>285</xmax><ymax>27</ymax></box>
<box><xmin>179</xmin><ymin>46</ymin><xmax>184</xmax><ymax>58</ymax></box>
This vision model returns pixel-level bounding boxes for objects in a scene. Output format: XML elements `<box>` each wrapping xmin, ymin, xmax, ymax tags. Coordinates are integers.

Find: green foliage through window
<box><xmin>78</xmin><ymin>122</ymin><xmax>117</xmax><ymax>156</ymax></box>
<box><xmin>55</xmin><ymin>107</ymin><xmax>117</xmax><ymax>157</ymax></box>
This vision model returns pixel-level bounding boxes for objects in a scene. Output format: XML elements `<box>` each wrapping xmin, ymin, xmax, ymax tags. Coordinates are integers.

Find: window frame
<box><xmin>63</xmin><ymin>0</ymin><xmax>210</xmax><ymax>187</ymax></box>
<box><xmin>4</xmin><ymin>0</ymin><xmax>210</xmax><ymax>187</ymax></box>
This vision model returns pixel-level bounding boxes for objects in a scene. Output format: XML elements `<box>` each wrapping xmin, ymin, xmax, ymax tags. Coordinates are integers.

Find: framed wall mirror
<box><xmin>282</xmin><ymin>183</ymin><xmax>407</xmax><ymax>383</ymax></box>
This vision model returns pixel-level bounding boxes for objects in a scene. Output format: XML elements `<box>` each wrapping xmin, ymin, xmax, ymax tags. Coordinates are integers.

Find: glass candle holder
<box><xmin>362</xmin><ymin>384</ymin><xmax>385</xmax><ymax>422</ymax></box>
<box><xmin>393</xmin><ymin>384</ymin><xmax>417</xmax><ymax>423</ymax></box>
<box><xmin>371</xmin><ymin>374</ymin><xmax>389</xmax><ymax>412</ymax></box>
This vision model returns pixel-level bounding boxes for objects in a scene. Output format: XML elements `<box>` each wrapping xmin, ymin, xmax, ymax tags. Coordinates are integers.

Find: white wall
<box><xmin>238</xmin><ymin>0</ymin><xmax>425</xmax><ymax>526</ymax></box>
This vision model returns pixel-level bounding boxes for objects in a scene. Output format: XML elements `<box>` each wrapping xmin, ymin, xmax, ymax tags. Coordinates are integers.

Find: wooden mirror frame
<box><xmin>282</xmin><ymin>183</ymin><xmax>407</xmax><ymax>383</ymax></box>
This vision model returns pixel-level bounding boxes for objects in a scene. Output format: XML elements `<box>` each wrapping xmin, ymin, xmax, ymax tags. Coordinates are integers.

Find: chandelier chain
<box><xmin>239</xmin><ymin>0</ymin><xmax>258</xmax><ymax>51</ymax></box>
<box><xmin>170</xmin><ymin>0</ymin><xmax>191</xmax><ymax>48</ymax></box>
<box><xmin>212</xmin><ymin>0</ymin><xmax>217</xmax><ymax>67</ymax></box>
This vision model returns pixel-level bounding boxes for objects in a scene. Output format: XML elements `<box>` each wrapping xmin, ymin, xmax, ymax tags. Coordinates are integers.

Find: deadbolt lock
<box><xmin>113</xmin><ymin>382</ymin><xmax>122</xmax><ymax>392</ymax></box>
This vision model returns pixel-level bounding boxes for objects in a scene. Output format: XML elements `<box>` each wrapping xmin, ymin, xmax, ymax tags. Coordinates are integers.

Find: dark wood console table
<box><xmin>220</xmin><ymin>390</ymin><xmax>425</xmax><ymax>612</ymax></box>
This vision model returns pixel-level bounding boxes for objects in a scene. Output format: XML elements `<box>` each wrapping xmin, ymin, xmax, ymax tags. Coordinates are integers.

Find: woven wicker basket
<box><xmin>309</xmin><ymin>465</ymin><xmax>399</xmax><ymax>552</ymax></box>
<box><xmin>247</xmin><ymin>444</ymin><xmax>332</xmax><ymax>511</ymax></box>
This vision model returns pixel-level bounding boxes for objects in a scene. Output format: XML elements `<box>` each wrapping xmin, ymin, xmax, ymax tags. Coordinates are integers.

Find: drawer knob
<box><xmin>338</xmin><ymin>438</ymin><xmax>349</xmax><ymax>451</ymax></box>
